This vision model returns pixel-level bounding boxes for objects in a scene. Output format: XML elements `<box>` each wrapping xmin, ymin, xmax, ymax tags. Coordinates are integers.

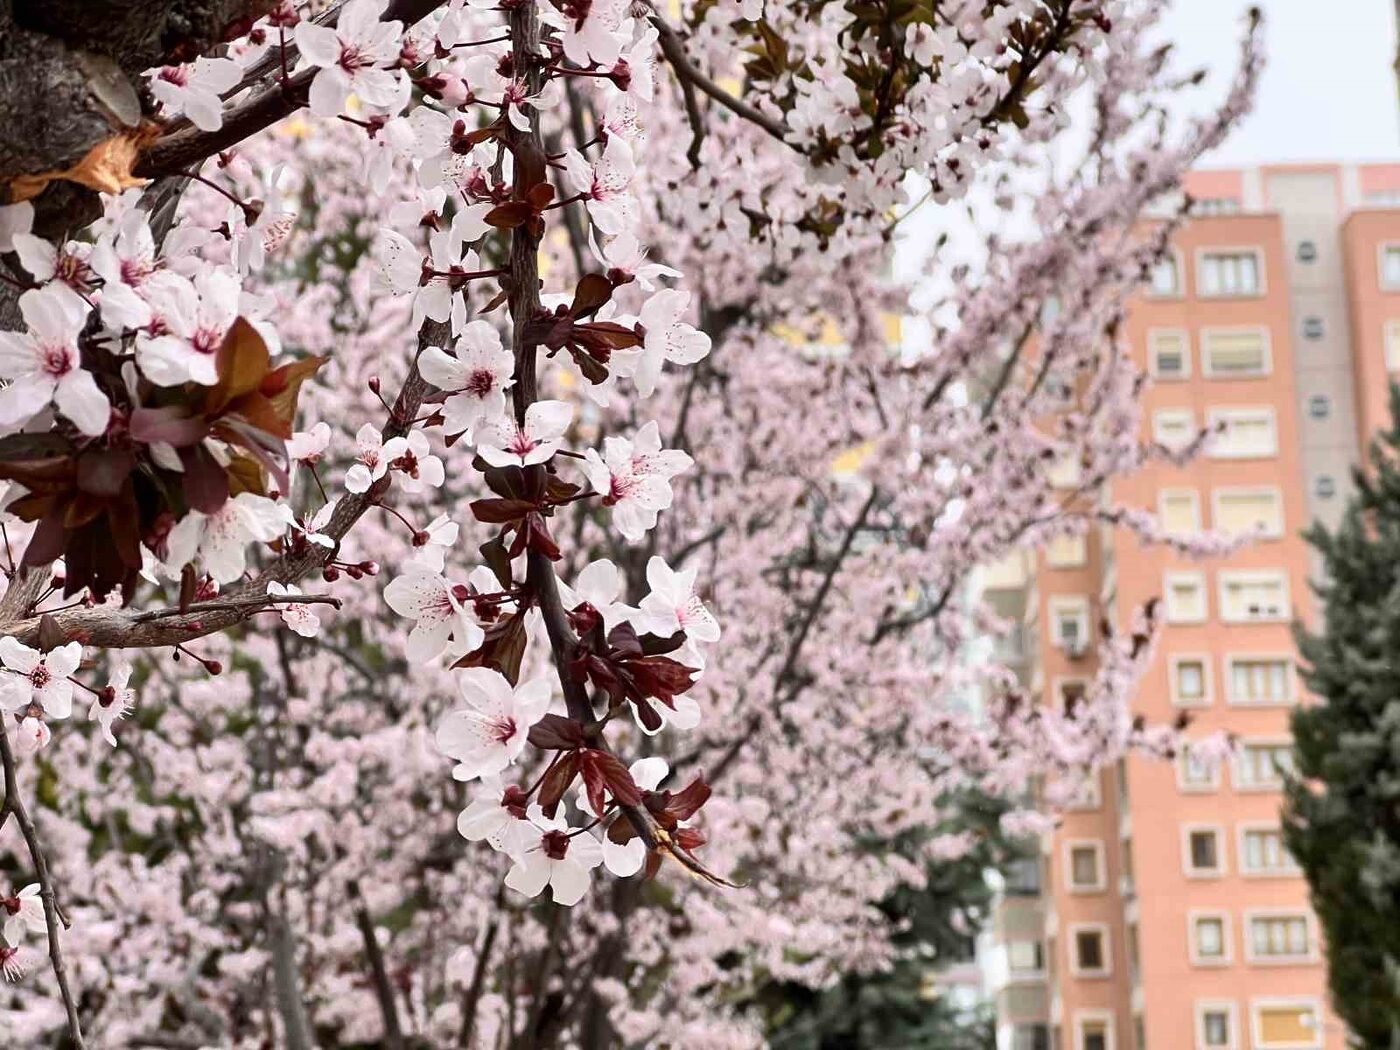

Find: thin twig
<box><xmin>0</xmin><ymin>719</ymin><xmax>85</xmax><ymax>1048</ymax></box>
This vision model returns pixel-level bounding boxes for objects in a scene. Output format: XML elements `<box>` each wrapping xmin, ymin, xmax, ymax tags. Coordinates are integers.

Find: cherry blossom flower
<box><xmin>581</xmin><ymin>421</ymin><xmax>693</xmax><ymax>541</ymax></box>
<box><xmin>611</xmin><ymin>27</ymin><xmax>658</xmax><ymax>103</ymax></box>
<box><xmin>373</xmin><ymin>228</ymin><xmax>473</xmax><ymax>334</ymax></box>
<box><xmin>434</xmin><ymin>669</ymin><xmax>551</xmax><ymax>781</ymax></box>
<box><xmin>88</xmin><ymin>659</ymin><xmax>134</xmax><ymax>747</ymax></box>
<box><xmin>230</xmin><ymin>166</ymin><xmax>298</xmax><ymax>274</ymax></box>
<box><xmin>149</xmin><ymin>57</ymin><xmax>242</xmax><ymax>131</ymax></box>
<box><xmin>267</xmin><ymin>582</ymin><xmax>321</xmax><ymax>638</ymax></box>
<box><xmin>476</xmin><ymin>400</ymin><xmax>573</xmax><ymax>468</ymax></box>
<box><xmin>287</xmin><ymin>422</ymin><xmax>332</xmax><ymax>466</ymax></box>
<box><xmin>0</xmin><ymin>945</ymin><xmax>26</xmax><ymax>982</ymax></box>
<box><xmin>558</xmin><ymin>559</ymin><xmax>637</xmax><ymax>631</ymax></box>
<box><xmin>418</xmin><ymin>321</ymin><xmax>514</xmax><ymax>436</ymax></box>
<box><xmin>136</xmin><ymin>269</ymin><xmax>241</xmax><ymax>386</ymax></box>
<box><xmin>0</xmin><ymin>638</ymin><xmax>83</xmax><ymax>720</ymax></box>
<box><xmin>383</xmin><ymin>570</ymin><xmax>484</xmax><ymax>662</ymax></box>
<box><xmin>12</xmin><ymin>234</ymin><xmax>96</xmax><ymax>316</ymax></box>
<box><xmin>616</xmin><ymin>289</ymin><xmax>711</xmax><ymax>396</ymax></box>
<box><xmin>88</xmin><ymin>209</ymin><xmax>161</xmax><ymax>330</ymax></box>
<box><xmin>562</xmin><ymin>136</ymin><xmax>637</xmax><ymax>235</ymax></box>
<box><xmin>542</xmin><ymin>0</ymin><xmax>628</xmax><ymax>68</ymax></box>
<box><xmin>163</xmin><ymin>493</ymin><xmax>295</xmax><ymax>585</ymax></box>
<box><xmin>384</xmin><ymin>430</ymin><xmax>445</xmax><ymax>494</ymax></box>
<box><xmin>502</xmin><ymin>806</ymin><xmax>606</xmax><ymax>907</ymax></box>
<box><xmin>1</xmin><ymin>885</ymin><xmax>42</xmax><ymax>945</ymax></box>
<box><xmin>295</xmin><ymin>0</ymin><xmax>404</xmax><ymax>118</ymax></box>
<box><xmin>0</xmin><ymin>289</ymin><xmax>109</xmax><ymax>436</ymax></box>
<box><xmin>14</xmin><ymin>718</ymin><xmax>50</xmax><ymax>753</ymax></box>
<box><xmin>293</xmin><ymin>498</ymin><xmax>337</xmax><ymax>551</ymax></box>
<box><xmin>345</xmin><ymin>424</ymin><xmax>392</xmax><ymax>493</ymax></box>
<box><xmin>455</xmin><ymin>774</ymin><xmax>533</xmax><ymax>853</ymax></box>
<box><xmin>589</xmin><ymin>230</ymin><xmax>679</xmax><ymax>291</ymax></box>
<box><xmin>406</xmin><ymin>513</ymin><xmax>459</xmax><ymax>573</ymax></box>
<box><xmin>639</xmin><ymin>556</ymin><xmax>721</xmax><ymax>645</ymax></box>
<box><xmin>576</xmin><ymin>756</ymin><xmax>668</xmax><ymax>876</ymax></box>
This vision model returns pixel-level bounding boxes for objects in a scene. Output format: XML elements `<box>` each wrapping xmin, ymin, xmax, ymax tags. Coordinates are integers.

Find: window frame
<box><xmin>1073</xmin><ymin>1010</ymin><xmax>1117</xmax><ymax>1050</ymax></box>
<box><xmin>1006</xmin><ymin>938</ymin><xmax>1046</xmax><ymax>978</ymax></box>
<box><xmin>1153</xmin><ymin>407</ymin><xmax>1198</xmax><ymax>451</ymax></box>
<box><xmin>1200</xmin><ymin>325</ymin><xmax>1273</xmax><ymax>379</ymax></box>
<box><xmin>1146</xmin><ymin>249</ymin><xmax>1184</xmax><ymax>300</ymax></box>
<box><xmin>1182</xmin><ymin>823</ymin><xmax>1227</xmax><ymax>879</ymax></box>
<box><xmin>1045</xmin><ymin>532</ymin><xmax>1089</xmax><ymax>569</ymax></box>
<box><xmin>1211</xmin><ymin>485</ymin><xmax>1284</xmax><ymax>540</ymax></box>
<box><xmin>1147</xmin><ymin>326</ymin><xmax>1192</xmax><ymax>379</ymax></box>
<box><xmin>1238</xmin><ymin>822</ymin><xmax>1301</xmax><ymax>878</ymax></box>
<box><xmin>1159</xmin><ymin>487</ymin><xmax>1202</xmax><ymax>535</ymax></box>
<box><xmin>1188</xmin><ymin>909</ymin><xmax>1234</xmax><ymax>968</ymax></box>
<box><xmin>1244</xmin><ymin>910</ymin><xmax>1318</xmax><ymax>966</ymax></box>
<box><xmin>1195</xmin><ymin>246</ymin><xmax>1266</xmax><ymax>299</ymax></box>
<box><xmin>1218</xmin><ymin>570</ymin><xmax>1291</xmax><ymax>624</ymax></box>
<box><xmin>1049</xmin><ymin>596</ymin><xmax>1092</xmax><ymax>652</ymax></box>
<box><xmin>1177</xmin><ymin>745</ymin><xmax>1222</xmax><ymax>794</ymax></box>
<box><xmin>1249</xmin><ymin>998</ymin><xmax>1322</xmax><ymax>1050</ymax></box>
<box><xmin>1385</xmin><ymin>319</ymin><xmax>1400</xmax><ymax>371</ymax></box>
<box><xmin>1233</xmin><ymin>737</ymin><xmax>1294</xmax><ymax>792</ymax></box>
<box><xmin>1206</xmin><ymin>406</ymin><xmax>1279</xmax><ymax>460</ymax></box>
<box><xmin>1195</xmin><ymin>1000</ymin><xmax>1240</xmax><ymax>1050</ymax></box>
<box><xmin>1170</xmin><ymin>653</ymin><xmax>1213</xmax><ymax>708</ymax></box>
<box><xmin>1378</xmin><ymin>242</ymin><xmax>1400</xmax><ymax>292</ymax></box>
<box><xmin>1224</xmin><ymin>653</ymin><xmax>1297</xmax><ymax>707</ymax></box>
<box><xmin>1068</xmin><ymin>922</ymin><xmax>1113</xmax><ymax>979</ymax></box>
<box><xmin>1164</xmin><ymin>570</ymin><xmax>1209</xmax><ymax>624</ymax></box>
<box><xmin>1064</xmin><ymin>838</ymin><xmax>1108</xmax><ymax>894</ymax></box>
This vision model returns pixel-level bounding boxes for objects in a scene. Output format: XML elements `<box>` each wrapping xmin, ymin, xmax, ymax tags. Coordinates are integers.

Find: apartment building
<box><xmin>982</xmin><ymin>162</ymin><xmax>1400</xmax><ymax>1050</ymax></box>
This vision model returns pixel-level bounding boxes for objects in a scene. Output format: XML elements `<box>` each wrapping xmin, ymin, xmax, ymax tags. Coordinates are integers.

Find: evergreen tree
<box><xmin>1285</xmin><ymin>383</ymin><xmax>1400</xmax><ymax>1046</ymax></box>
<box><xmin>754</xmin><ymin>793</ymin><xmax>1013</xmax><ymax>1050</ymax></box>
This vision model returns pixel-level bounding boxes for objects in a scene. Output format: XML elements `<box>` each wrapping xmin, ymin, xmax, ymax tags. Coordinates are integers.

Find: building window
<box><xmin>1296</xmin><ymin>240</ymin><xmax>1317</xmax><ymax>263</ymax></box>
<box><xmin>1012</xmin><ymin>1024</ymin><xmax>1051</xmax><ymax>1050</ymax></box>
<box><xmin>1190</xmin><ymin>912</ymin><xmax>1231</xmax><ymax>966</ymax></box>
<box><xmin>1185</xmin><ymin>826</ymin><xmax>1225</xmax><ymax>877</ymax></box>
<box><xmin>1004</xmin><ymin>856</ymin><xmax>1042</xmax><ymax>896</ymax></box>
<box><xmin>1007</xmin><ymin>939</ymin><xmax>1045</xmax><ymax>975</ymax></box>
<box><xmin>1045</xmin><ymin>533</ymin><xmax>1088</xmax><ymax>568</ymax></box>
<box><xmin>1385</xmin><ymin>321</ymin><xmax>1400</xmax><ymax>371</ymax></box>
<box><xmin>1207</xmin><ymin>407</ymin><xmax>1278</xmax><ymax>459</ymax></box>
<box><xmin>1075</xmin><ymin>1013</ymin><xmax>1115</xmax><ymax>1050</ymax></box>
<box><xmin>1179</xmin><ymin>745</ymin><xmax>1221</xmax><ymax>792</ymax></box>
<box><xmin>1315</xmin><ymin>474</ymin><xmax>1336</xmax><ymax>500</ymax></box>
<box><xmin>1213</xmin><ymin>487</ymin><xmax>1283</xmax><ymax>538</ymax></box>
<box><xmin>1197</xmin><ymin>1002</ymin><xmax>1238</xmax><ymax>1049</ymax></box>
<box><xmin>1219</xmin><ymin>571</ymin><xmax>1290</xmax><ymax>623</ymax></box>
<box><xmin>1066</xmin><ymin>840</ymin><xmax>1106</xmax><ymax>893</ymax></box>
<box><xmin>1301</xmin><ymin>316</ymin><xmax>1324</xmax><ymax>340</ymax></box>
<box><xmin>1164</xmin><ymin>571</ymin><xmax>1208</xmax><ymax>624</ymax></box>
<box><xmin>1199</xmin><ymin>249</ymin><xmax>1263</xmax><ymax>297</ymax></box>
<box><xmin>1381</xmin><ymin>244</ymin><xmax>1400</xmax><ymax>290</ymax></box>
<box><xmin>1070</xmin><ymin>925</ymin><xmax>1110</xmax><ymax>977</ymax></box>
<box><xmin>1171</xmin><ymin>655</ymin><xmax>1211</xmax><ymax>706</ymax></box>
<box><xmin>1153</xmin><ymin>408</ymin><xmax>1197</xmax><ymax>451</ymax></box>
<box><xmin>1247</xmin><ymin>913</ymin><xmax>1314</xmax><ymax>963</ymax></box>
<box><xmin>1202</xmin><ymin>328</ymin><xmax>1270</xmax><ymax>377</ymax></box>
<box><xmin>1241</xmin><ymin>826</ymin><xmax>1300</xmax><ymax>876</ymax></box>
<box><xmin>1308</xmin><ymin>394</ymin><xmax>1330</xmax><ymax>419</ymax></box>
<box><xmin>1251</xmin><ymin>1000</ymin><xmax>1320</xmax><ymax>1049</ymax></box>
<box><xmin>1160</xmin><ymin>489</ymin><xmax>1201</xmax><ymax>535</ymax></box>
<box><xmin>1226</xmin><ymin>656</ymin><xmax>1294</xmax><ymax>705</ymax></box>
<box><xmin>1149</xmin><ymin>255</ymin><xmax>1181</xmax><ymax>297</ymax></box>
<box><xmin>1049</xmin><ymin>597</ymin><xmax>1092</xmax><ymax>654</ymax></box>
<box><xmin>1236</xmin><ymin>742</ymin><xmax>1294</xmax><ymax>789</ymax></box>
<box><xmin>1148</xmin><ymin>328</ymin><xmax>1190</xmax><ymax>379</ymax></box>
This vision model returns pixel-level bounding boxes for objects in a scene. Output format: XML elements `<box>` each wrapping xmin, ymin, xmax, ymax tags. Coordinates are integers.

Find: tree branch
<box><xmin>0</xmin><ymin>718</ymin><xmax>85</xmax><ymax>1049</ymax></box>
<box><xmin>348</xmin><ymin>879</ymin><xmax>405</xmax><ymax>1050</ymax></box>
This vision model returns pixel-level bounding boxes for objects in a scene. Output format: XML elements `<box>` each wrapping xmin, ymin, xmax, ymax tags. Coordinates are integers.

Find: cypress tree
<box><xmin>1285</xmin><ymin>383</ymin><xmax>1400</xmax><ymax>1046</ymax></box>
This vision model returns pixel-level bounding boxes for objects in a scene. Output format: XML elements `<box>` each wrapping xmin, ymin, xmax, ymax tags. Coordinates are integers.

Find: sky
<box><xmin>1163</xmin><ymin>0</ymin><xmax>1398</xmax><ymax>166</ymax></box>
